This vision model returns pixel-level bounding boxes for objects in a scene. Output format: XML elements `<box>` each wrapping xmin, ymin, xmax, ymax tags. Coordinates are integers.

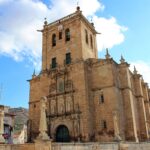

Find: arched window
<box><xmin>52</xmin><ymin>34</ymin><xmax>56</xmax><ymax>46</ymax></box>
<box><xmin>90</xmin><ymin>35</ymin><xmax>93</xmax><ymax>49</ymax></box>
<box><xmin>85</xmin><ymin>29</ymin><xmax>88</xmax><ymax>44</ymax></box>
<box><xmin>65</xmin><ymin>28</ymin><xmax>70</xmax><ymax>41</ymax></box>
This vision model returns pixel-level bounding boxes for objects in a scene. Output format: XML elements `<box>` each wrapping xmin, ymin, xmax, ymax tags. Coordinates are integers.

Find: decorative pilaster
<box><xmin>119</xmin><ymin>56</ymin><xmax>139</xmax><ymax>142</ymax></box>
<box><xmin>133</xmin><ymin>69</ymin><xmax>149</xmax><ymax>140</ymax></box>
<box><xmin>113</xmin><ymin>110</ymin><xmax>122</xmax><ymax>141</ymax></box>
<box><xmin>143</xmin><ymin>82</ymin><xmax>150</xmax><ymax>139</ymax></box>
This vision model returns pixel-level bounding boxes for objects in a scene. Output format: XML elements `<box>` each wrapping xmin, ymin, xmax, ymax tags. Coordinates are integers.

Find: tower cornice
<box><xmin>44</xmin><ymin>11</ymin><xmax>98</xmax><ymax>34</ymax></box>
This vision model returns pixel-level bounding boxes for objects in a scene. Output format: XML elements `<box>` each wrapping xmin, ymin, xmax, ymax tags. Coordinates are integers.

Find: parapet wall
<box><xmin>0</xmin><ymin>143</ymin><xmax>35</xmax><ymax>150</ymax></box>
<box><xmin>0</xmin><ymin>142</ymin><xmax>150</xmax><ymax>150</ymax></box>
<box><xmin>52</xmin><ymin>142</ymin><xmax>150</xmax><ymax>150</ymax></box>
<box><xmin>52</xmin><ymin>143</ymin><xmax>119</xmax><ymax>150</ymax></box>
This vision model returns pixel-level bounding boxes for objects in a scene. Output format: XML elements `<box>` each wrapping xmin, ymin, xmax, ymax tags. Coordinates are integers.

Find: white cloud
<box><xmin>0</xmin><ymin>0</ymin><xmax>49</xmax><ymax>67</ymax></box>
<box><xmin>0</xmin><ymin>0</ymin><xmax>127</xmax><ymax>69</ymax></box>
<box><xmin>93</xmin><ymin>16</ymin><xmax>128</xmax><ymax>50</ymax></box>
<box><xmin>48</xmin><ymin>0</ymin><xmax>104</xmax><ymax>21</ymax></box>
<box><xmin>130</xmin><ymin>61</ymin><xmax>150</xmax><ymax>86</ymax></box>
<box><xmin>0</xmin><ymin>0</ymin><xmax>12</xmax><ymax>4</ymax></box>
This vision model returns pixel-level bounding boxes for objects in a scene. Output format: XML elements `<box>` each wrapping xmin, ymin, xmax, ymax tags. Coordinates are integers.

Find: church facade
<box><xmin>28</xmin><ymin>7</ymin><xmax>150</xmax><ymax>142</ymax></box>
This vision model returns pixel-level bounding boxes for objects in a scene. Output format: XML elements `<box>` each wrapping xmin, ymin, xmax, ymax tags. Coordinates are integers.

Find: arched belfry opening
<box><xmin>55</xmin><ymin>125</ymin><xmax>70</xmax><ymax>142</ymax></box>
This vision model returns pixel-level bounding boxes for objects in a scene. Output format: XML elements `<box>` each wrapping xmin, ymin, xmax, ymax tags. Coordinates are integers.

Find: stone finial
<box><xmin>133</xmin><ymin>66</ymin><xmax>138</xmax><ymax>75</ymax></box>
<box><xmin>91</xmin><ymin>22</ymin><xmax>94</xmax><ymax>26</ymax></box>
<box><xmin>120</xmin><ymin>55</ymin><xmax>125</xmax><ymax>63</ymax></box>
<box><xmin>32</xmin><ymin>69</ymin><xmax>36</xmax><ymax>78</ymax></box>
<box><xmin>141</xmin><ymin>76</ymin><xmax>144</xmax><ymax>82</ymax></box>
<box><xmin>44</xmin><ymin>18</ymin><xmax>48</xmax><ymax>26</ymax></box>
<box><xmin>91</xmin><ymin>18</ymin><xmax>94</xmax><ymax>26</ymax></box>
<box><xmin>76</xmin><ymin>1</ymin><xmax>81</xmax><ymax>12</ymax></box>
<box><xmin>76</xmin><ymin>0</ymin><xmax>80</xmax><ymax>10</ymax></box>
<box><xmin>76</xmin><ymin>6</ymin><xmax>80</xmax><ymax>11</ymax></box>
<box><xmin>105</xmin><ymin>48</ymin><xmax>110</xmax><ymax>59</ymax></box>
<box><xmin>37</xmin><ymin>96</ymin><xmax>49</xmax><ymax>141</ymax></box>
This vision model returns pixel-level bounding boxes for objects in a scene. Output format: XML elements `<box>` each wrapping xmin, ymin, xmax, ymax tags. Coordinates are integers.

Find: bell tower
<box><xmin>41</xmin><ymin>7</ymin><xmax>98</xmax><ymax>71</ymax></box>
<box><xmin>29</xmin><ymin>7</ymin><xmax>99</xmax><ymax>142</ymax></box>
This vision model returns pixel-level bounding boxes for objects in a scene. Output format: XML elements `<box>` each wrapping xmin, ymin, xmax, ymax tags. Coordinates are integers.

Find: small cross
<box><xmin>77</xmin><ymin>0</ymin><xmax>79</xmax><ymax>6</ymax></box>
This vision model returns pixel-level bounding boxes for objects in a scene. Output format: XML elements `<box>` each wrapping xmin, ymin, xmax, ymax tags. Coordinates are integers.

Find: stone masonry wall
<box><xmin>28</xmin><ymin>6</ymin><xmax>150</xmax><ymax>143</ymax></box>
<box><xmin>1</xmin><ymin>142</ymin><xmax>150</xmax><ymax>150</ymax></box>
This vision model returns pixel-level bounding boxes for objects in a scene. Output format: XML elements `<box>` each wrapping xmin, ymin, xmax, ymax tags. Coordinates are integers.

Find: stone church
<box><xmin>28</xmin><ymin>7</ymin><xmax>150</xmax><ymax>142</ymax></box>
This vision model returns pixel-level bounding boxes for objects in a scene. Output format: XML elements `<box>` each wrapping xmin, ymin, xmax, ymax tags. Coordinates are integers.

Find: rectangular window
<box><xmin>52</xmin><ymin>34</ymin><xmax>56</xmax><ymax>47</ymax></box>
<box><xmin>99</xmin><ymin>93</ymin><xmax>104</xmax><ymax>104</ymax></box>
<box><xmin>59</xmin><ymin>32</ymin><xmax>62</xmax><ymax>40</ymax></box>
<box><xmin>65</xmin><ymin>29</ymin><xmax>70</xmax><ymax>41</ymax></box>
<box><xmin>101</xmin><ymin>120</ymin><xmax>107</xmax><ymax>129</ymax></box>
<box><xmin>51</xmin><ymin>57</ymin><xmax>57</xmax><ymax>69</ymax></box>
<box><xmin>65</xmin><ymin>53</ymin><xmax>71</xmax><ymax>64</ymax></box>
<box><xmin>85</xmin><ymin>29</ymin><xmax>88</xmax><ymax>44</ymax></box>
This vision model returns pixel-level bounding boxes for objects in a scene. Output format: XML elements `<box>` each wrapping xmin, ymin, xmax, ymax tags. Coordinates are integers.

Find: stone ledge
<box><xmin>0</xmin><ymin>142</ymin><xmax>150</xmax><ymax>150</ymax></box>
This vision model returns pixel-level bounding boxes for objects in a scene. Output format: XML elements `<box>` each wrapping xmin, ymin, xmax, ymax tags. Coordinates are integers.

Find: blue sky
<box><xmin>0</xmin><ymin>0</ymin><xmax>150</xmax><ymax>108</ymax></box>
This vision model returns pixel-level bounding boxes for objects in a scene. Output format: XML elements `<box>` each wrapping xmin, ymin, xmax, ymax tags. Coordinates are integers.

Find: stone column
<box><xmin>119</xmin><ymin>59</ymin><xmax>139</xmax><ymax>142</ymax></box>
<box><xmin>129</xmin><ymin>90</ymin><xmax>139</xmax><ymax>143</ymax></box>
<box><xmin>143</xmin><ymin>83</ymin><xmax>150</xmax><ymax>139</ymax></box>
<box><xmin>36</xmin><ymin>96</ymin><xmax>50</xmax><ymax>141</ymax></box>
<box><xmin>0</xmin><ymin>109</ymin><xmax>5</xmax><ymax>143</ymax></box>
<box><xmin>133</xmin><ymin>69</ymin><xmax>149</xmax><ymax>140</ymax></box>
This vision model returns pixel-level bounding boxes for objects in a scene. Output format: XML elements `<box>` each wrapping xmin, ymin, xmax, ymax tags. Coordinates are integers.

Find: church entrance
<box><xmin>55</xmin><ymin>125</ymin><xmax>70</xmax><ymax>142</ymax></box>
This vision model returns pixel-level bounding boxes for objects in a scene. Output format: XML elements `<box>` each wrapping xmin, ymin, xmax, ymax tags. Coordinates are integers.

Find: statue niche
<box><xmin>65</xmin><ymin>80</ymin><xmax>73</xmax><ymax>91</ymax></box>
<box><xmin>51</xmin><ymin>100</ymin><xmax>56</xmax><ymax>115</ymax></box>
<box><xmin>66</xmin><ymin>100</ymin><xmax>72</xmax><ymax>113</ymax></box>
<box><xmin>57</xmin><ymin>78</ymin><xmax>64</xmax><ymax>93</ymax></box>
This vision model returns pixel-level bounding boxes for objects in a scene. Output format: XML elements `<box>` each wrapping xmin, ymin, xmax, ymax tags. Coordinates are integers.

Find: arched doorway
<box><xmin>55</xmin><ymin>125</ymin><xmax>70</xmax><ymax>142</ymax></box>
